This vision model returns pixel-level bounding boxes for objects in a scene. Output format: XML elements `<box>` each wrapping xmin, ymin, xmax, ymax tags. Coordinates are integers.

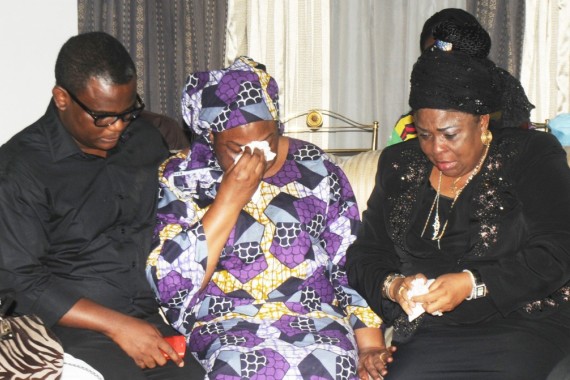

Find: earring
<box><xmin>481</xmin><ymin>130</ymin><xmax>493</xmax><ymax>146</ymax></box>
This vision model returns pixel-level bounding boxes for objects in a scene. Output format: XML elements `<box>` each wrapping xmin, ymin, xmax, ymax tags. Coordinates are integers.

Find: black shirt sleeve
<box><xmin>0</xmin><ymin>161</ymin><xmax>84</xmax><ymax>325</ymax></box>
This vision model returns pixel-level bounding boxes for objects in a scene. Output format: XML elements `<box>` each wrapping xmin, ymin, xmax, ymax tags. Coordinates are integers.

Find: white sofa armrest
<box><xmin>61</xmin><ymin>353</ymin><xmax>104</xmax><ymax>380</ymax></box>
<box><xmin>334</xmin><ymin>150</ymin><xmax>382</xmax><ymax>217</ymax></box>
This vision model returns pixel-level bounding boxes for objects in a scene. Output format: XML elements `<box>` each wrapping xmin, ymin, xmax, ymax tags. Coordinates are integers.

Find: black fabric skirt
<box><xmin>386</xmin><ymin>305</ymin><xmax>570</xmax><ymax>380</ymax></box>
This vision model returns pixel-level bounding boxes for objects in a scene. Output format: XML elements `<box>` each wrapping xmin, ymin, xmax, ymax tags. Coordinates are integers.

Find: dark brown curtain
<box><xmin>78</xmin><ymin>0</ymin><xmax>228</xmax><ymax>123</ymax></box>
<box><xmin>466</xmin><ymin>0</ymin><xmax>525</xmax><ymax>78</ymax></box>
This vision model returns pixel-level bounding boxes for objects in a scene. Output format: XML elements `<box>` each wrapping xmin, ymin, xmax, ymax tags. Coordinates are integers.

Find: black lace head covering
<box><xmin>410</xmin><ymin>20</ymin><xmax>534</xmax><ymax>128</ymax></box>
<box><xmin>419</xmin><ymin>8</ymin><xmax>483</xmax><ymax>52</ymax></box>
<box><xmin>431</xmin><ymin>20</ymin><xmax>491</xmax><ymax>58</ymax></box>
<box><xmin>409</xmin><ymin>49</ymin><xmax>501</xmax><ymax>115</ymax></box>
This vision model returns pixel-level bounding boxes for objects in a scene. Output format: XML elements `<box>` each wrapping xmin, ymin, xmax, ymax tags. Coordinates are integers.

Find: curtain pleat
<box><xmin>520</xmin><ymin>0</ymin><xmax>570</xmax><ymax>122</ymax></box>
<box><xmin>466</xmin><ymin>0</ymin><xmax>525</xmax><ymax>77</ymax></box>
<box><xmin>77</xmin><ymin>0</ymin><xmax>228</xmax><ymax>124</ymax></box>
<box><xmin>225</xmin><ymin>0</ymin><xmax>331</xmax><ymax>148</ymax></box>
<box><xmin>330</xmin><ymin>0</ymin><xmax>466</xmax><ymax>148</ymax></box>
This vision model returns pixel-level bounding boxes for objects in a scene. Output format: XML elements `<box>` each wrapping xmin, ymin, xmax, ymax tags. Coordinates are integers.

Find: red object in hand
<box><xmin>162</xmin><ymin>335</ymin><xmax>186</xmax><ymax>360</ymax></box>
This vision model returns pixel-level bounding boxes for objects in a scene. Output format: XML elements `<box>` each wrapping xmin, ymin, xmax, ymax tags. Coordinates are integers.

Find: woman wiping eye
<box><xmin>146</xmin><ymin>56</ymin><xmax>394</xmax><ymax>380</ymax></box>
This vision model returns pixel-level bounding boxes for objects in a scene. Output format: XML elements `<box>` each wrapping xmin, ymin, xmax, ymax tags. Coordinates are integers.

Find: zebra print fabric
<box><xmin>0</xmin><ymin>314</ymin><xmax>64</xmax><ymax>379</ymax></box>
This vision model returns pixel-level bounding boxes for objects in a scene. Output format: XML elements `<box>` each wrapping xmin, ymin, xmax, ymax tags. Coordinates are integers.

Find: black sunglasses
<box><xmin>63</xmin><ymin>87</ymin><xmax>145</xmax><ymax>127</ymax></box>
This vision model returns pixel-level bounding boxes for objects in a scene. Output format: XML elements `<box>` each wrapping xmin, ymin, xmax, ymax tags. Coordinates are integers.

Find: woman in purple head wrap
<box><xmin>146</xmin><ymin>56</ymin><xmax>394</xmax><ymax>379</ymax></box>
<box><xmin>347</xmin><ymin>41</ymin><xmax>570</xmax><ymax>378</ymax></box>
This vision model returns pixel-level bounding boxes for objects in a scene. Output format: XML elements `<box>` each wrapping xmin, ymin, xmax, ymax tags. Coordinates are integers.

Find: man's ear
<box><xmin>52</xmin><ymin>86</ymin><xmax>70</xmax><ymax>111</ymax></box>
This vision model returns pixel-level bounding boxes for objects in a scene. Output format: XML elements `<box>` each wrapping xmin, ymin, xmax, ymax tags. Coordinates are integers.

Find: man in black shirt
<box><xmin>0</xmin><ymin>32</ymin><xmax>204</xmax><ymax>380</ymax></box>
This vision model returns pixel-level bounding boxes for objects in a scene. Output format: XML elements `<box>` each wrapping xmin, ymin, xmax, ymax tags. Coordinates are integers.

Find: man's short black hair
<box><xmin>55</xmin><ymin>31</ymin><xmax>136</xmax><ymax>93</ymax></box>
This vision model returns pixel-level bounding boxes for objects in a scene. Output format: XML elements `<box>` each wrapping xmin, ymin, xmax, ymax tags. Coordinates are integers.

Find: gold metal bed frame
<box><xmin>282</xmin><ymin>109</ymin><xmax>379</xmax><ymax>154</ymax></box>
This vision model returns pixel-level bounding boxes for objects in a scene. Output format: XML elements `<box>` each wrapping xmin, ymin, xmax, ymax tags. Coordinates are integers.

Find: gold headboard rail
<box><xmin>282</xmin><ymin>109</ymin><xmax>379</xmax><ymax>151</ymax></box>
<box><xmin>531</xmin><ymin>120</ymin><xmax>550</xmax><ymax>133</ymax></box>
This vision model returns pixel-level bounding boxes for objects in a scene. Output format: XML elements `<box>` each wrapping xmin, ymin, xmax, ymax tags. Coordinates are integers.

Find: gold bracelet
<box><xmin>382</xmin><ymin>273</ymin><xmax>404</xmax><ymax>302</ymax></box>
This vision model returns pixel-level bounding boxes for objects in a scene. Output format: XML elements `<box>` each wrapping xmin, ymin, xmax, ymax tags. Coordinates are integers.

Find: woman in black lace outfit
<box><xmin>346</xmin><ymin>30</ymin><xmax>570</xmax><ymax>379</ymax></box>
<box><xmin>387</xmin><ymin>8</ymin><xmax>535</xmax><ymax>146</ymax></box>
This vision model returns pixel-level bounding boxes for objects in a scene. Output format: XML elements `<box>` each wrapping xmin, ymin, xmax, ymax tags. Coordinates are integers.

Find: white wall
<box><xmin>0</xmin><ymin>0</ymin><xmax>77</xmax><ymax>144</ymax></box>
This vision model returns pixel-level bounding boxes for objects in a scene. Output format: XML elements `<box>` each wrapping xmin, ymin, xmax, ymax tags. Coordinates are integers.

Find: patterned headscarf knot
<box><xmin>181</xmin><ymin>56</ymin><xmax>281</xmax><ymax>136</ymax></box>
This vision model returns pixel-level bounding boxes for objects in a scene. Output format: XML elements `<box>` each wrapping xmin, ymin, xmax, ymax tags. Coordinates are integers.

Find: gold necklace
<box><xmin>421</xmin><ymin>143</ymin><xmax>490</xmax><ymax>249</ymax></box>
<box><xmin>430</xmin><ymin>172</ymin><xmax>442</xmax><ymax>240</ymax></box>
<box><xmin>421</xmin><ymin>171</ymin><xmax>443</xmax><ymax>243</ymax></box>
<box><xmin>451</xmin><ymin>175</ymin><xmax>463</xmax><ymax>196</ymax></box>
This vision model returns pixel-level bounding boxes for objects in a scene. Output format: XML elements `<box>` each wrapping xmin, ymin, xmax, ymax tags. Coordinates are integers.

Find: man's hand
<box><xmin>107</xmin><ymin>314</ymin><xmax>184</xmax><ymax>369</ymax></box>
<box><xmin>58</xmin><ymin>298</ymin><xmax>184</xmax><ymax>369</ymax></box>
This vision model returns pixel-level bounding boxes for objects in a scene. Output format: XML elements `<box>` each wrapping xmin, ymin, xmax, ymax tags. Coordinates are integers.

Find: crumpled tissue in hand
<box><xmin>407</xmin><ymin>278</ymin><xmax>436</xmax><ymax>321</ymax></box>
<box><xmin>234</xmin><ymin>140</ymin><xmax>276</xmax><ymax>163</ymax></box>
<box><xmin>233</xmin><ymin>141</ymin><xmax>276</xmax><ymax>203</ymax></box>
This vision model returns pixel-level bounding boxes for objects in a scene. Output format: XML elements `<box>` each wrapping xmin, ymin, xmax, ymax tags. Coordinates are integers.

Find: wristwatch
<box><xmin>463</xmin><ymin>269</ymin><xmax>487</xmax><ymax>300</ymax></box>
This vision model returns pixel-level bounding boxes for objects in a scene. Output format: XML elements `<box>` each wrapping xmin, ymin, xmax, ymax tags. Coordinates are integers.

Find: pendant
<box><xmin>431</xmin><ymin>212</ymin><xmax>440</xmax><ymax>240</ymax></box>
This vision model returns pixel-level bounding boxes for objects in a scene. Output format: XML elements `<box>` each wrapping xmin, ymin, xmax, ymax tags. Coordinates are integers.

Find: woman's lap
<box><xmin>387</xmin><ymin>309</ymin><xmax>570</xmax><ymax>380</ymax></box>
<box><xmin>207</xmin><ymin>345</ymin><xmax>358</xmax><ymax>379</ymax></box>
<box><xmin>192</xmin><ymin>315</ymin><xmax>360</xmax><ymax>379</ymax></box>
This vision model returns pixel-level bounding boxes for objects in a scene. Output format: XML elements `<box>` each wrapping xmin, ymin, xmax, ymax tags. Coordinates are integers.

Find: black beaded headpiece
<box><xmin>410</xmin><ymin>18</ymin><xmax>534</xmax><ymax>128</ymax></box>
<box><xmin>409</xmin><ymin>49</ymin><xmax>501</xmax><ymax>115</ymax></box>
<box><xmin>419</xmin><ymin>8</ymin><xmax>483</xmax><ymax>52</ymax></box>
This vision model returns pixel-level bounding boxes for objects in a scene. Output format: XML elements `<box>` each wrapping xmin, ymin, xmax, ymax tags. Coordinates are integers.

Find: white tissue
<box><xmin>234</xmin><ymin>140</ymin><xmax>276</xmax><ymax>163</ymax></box>
<box><xmin>233</xmin><ymin>141</ymin><xmax>275</xmax><ymax>203</ymax></box>
<box><xmin>407</xmin><ymin>278</ymin><xmax>435</xmax><ymax>321</ymax></box>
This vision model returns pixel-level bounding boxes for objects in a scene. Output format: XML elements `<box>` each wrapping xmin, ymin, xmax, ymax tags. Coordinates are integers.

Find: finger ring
<box><xmin>398</xmin><ymin>286</ymin><xmax>406</xmax><ymax>298</ymax></box>
<box><xmin>433</xmin><ymin>310</ymin><xmax>443</xmax><ymax>316</ymax></box>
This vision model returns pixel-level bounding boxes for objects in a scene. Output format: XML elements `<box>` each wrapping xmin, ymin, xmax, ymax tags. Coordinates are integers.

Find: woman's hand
<box><xmin>391</xmin><ymin>274</ymin><xmax>428</xmax><ymax>315</ymax></box>
<box><xmin>393</xmin><ymin>272</ymin><xmax>471</xmax><ymax>316</ymax></box>
<box><xmin>216</xmin><ymin>146</ymin><xmax>266</xmax><ymax>209</ymax></box>
<box><xmin>412</xmin><ymin>272</ymin><xmax>473</xmax><ymax>315</ymax></box>
<box><xmin>355</xmin><ymin>327</ymin><xmax>396</xmax><ymax>380</ymax></box>
<box><xmin>200</xmin><ymin>147</ymin><xmax>267</xmax><ymax>289</ymax></box>
<box><xmin>357</xmin><ymin>346</ymin><xmax>397</xmax><ymax>380</ymax></box>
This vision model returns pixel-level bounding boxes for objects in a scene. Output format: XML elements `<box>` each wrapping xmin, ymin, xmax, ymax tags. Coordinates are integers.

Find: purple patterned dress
<box><xmin>146</xmin><ymin>137</ymin><xmax>382</xmax><ymax>379</ymax></box>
